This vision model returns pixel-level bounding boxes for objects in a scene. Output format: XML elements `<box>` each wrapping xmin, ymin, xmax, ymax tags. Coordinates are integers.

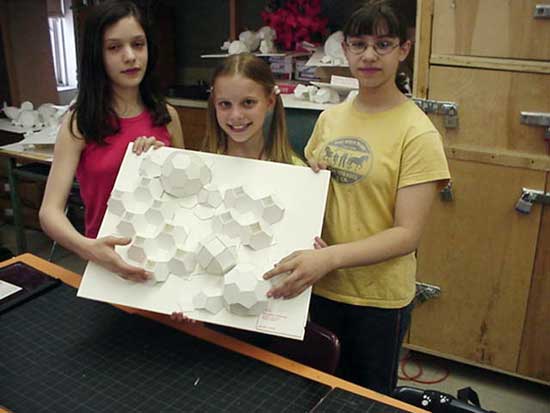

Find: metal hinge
<box><xmin>520</xmin><ymin>111</ymin><xmax>550</xmax><ymax>139</ymax></box>
<box><xmin>534</xmin><ymin>4</ymin><xmax>550</xmax><ymax>18</ymax></box>
<box><xmin>515</xmin><ymin>188</ymin><xmax>550</xmax><ymax>214</ymax></box>
<box><xmin>415</xmin><ymin>282</ymin><xmax>441</xmax><ymax>304</ymax></box>
<box><xmin>413</xmin><ymin>98</ymin><xmax>459</xmax><ymax>129</ymax></box>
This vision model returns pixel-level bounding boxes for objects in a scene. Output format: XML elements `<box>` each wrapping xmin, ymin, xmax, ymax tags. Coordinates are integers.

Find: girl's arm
<box><xmin>264</xmin><ymin>181</ymin><xmax>438</xmax><ymax>299</ymax></box>
<box><xmin>166</xmin><ymin>104</ymin><xmax>184</xmax><ymax>148</ymax></box>
<box><xmin>39</xmin><ymin>114</ymin><xmax>150</xmax><ymax>281</ymax></box>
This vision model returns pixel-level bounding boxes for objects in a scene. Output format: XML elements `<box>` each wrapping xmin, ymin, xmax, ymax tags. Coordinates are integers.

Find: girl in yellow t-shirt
<box><xmin>264</xmin><ymin>0</ymin><xmax>450</xmax><ymax>395</ymax></box>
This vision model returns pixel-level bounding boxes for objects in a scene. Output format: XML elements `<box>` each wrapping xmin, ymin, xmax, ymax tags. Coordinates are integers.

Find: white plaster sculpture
<box><xmin>220</xmin><ymin>26</ymin><xmax>277</xmax><ymax>55</ymax></box>
<box><xmin>223</xmin><ymin>265</ymin><xmax>271</xmax><ymax>316</ymax></box>
<box><xmin>228</xmin><ymin>40</ymin><xmax>250</xmax><ymax>55</ymax></box>
<box><xmin>2</xmin><ymin>101</ymin><xmax>67</xmax><ymax>132</ymax></box>
<box><xmin>239</xmin><ymin>30</ymin><xmax>260</xmax><ymax>52</ymax></box>
<box><xmin>2</xmin><ymin>102</ymin><xmax>21</xmax><ymax>120</ymax></box>
<box><xmin>294</xmin><ymin>84</ymin><xmax>316</xmax><ymax>101</ymax></box>
<box><xmin>160</xmin><ymin>152</ymin><xmax>212</xmax><ymax>197</ymax></box>
<box><xmin>259</xmin><ymin>39</ymin><xmax>277</xmax><ymax>54</ymax></box>
<box><xmin>197</xmin><ymin>234</ymin><xmax>238</xmax><ymax>275</ymax></box>
<box><xmin>257</xmin><ymin>26</ymin><xmax>276</xmax><ymax>42</ymax></box>
<box><xmin>323</xmin><ymin>31</ymin><xmax>347</xmax><ymax>66</ymax></box>
<box><xmin>311</xmin><ymin>87</ymin><xmax>340</xmax><ymax>104</ymax></box>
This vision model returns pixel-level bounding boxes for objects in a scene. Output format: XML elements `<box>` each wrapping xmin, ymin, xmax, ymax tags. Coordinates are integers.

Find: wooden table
<box><xmin>0</xmin><ymin>142</ymin><xmax>54</xmax><ymax>253</ymax></box>
<box><xmin>0</xmin><ymin>254</ymin><xmax>427</xmax><ymax>413</ymax></box>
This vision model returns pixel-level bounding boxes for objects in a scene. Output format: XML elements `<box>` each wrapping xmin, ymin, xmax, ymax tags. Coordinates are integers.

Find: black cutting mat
<box><xmin>0</xmin><ymin>285</ymin><xmax>330</xmax><ymax>413</ymax></box>
<box><xmin>312</xmin><ymin>388</ymin><xmax>411</xmax><ymax>413</ymax></box>
<box><xmin>0</xmin><ymin>262</ymin><xmax>60</xmax><ymax>314</ymax></box>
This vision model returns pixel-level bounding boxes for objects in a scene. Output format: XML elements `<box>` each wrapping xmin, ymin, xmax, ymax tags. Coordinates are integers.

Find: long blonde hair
<box><xmin>203</xmin><ymin>53</ymin><xmax>292</xmax><ymax>163</ymax></box>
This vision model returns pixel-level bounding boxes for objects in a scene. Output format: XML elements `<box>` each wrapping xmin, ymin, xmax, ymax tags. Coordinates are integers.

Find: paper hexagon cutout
<box><xmin>145</xmin><ymin>199</ymin><xmax>175</xmax><ymax>225</ymax></box>
<box><xmin>160</xmin><ymin>152</ymin><xmax>212</xmax><ymax>197</ymax></box>
<box><xmin>139</xmin><ymin>155</ymin><xmax>162</xmax><ymax>178</ymax></box>
<box><xmin>180</xmin><ymin>195</ymin><xmax>198</xmax><ymax>209</ymax></box>
<box><xmin>242</xmin><ymin>222</ymin><xmax>273</xmax><ymax>250</ymax></box>
<box><xmin>161</xmin><ymin>223</ymin><xmax>188</xmax><ymax>249</ymax></box>
<box><xmin>194</xmin><ymin>205</ymin><xmax>215</xmax><ymax>221</ymax></box>
<box><xmin>138</xmin><ymin>177</ymin><xmax>163</xmax><ymax>200</ymax></box>
<box><xmin>211</xmin><ymin>211</ymin><xmax>241</xmax><ymax>239</ymax></box>
<box><xmin>116</xmin><ymin>212</ymin><xmax>138</xmax><ymax>238</ymax></box>
<box><xmin>117</xmin><ymin>208</ymin><xmax>163</xmax><ymax>239</ymax></box>
<box><xmin>223</xmin><ymin>266</ymin><xmax>270</xmax><ymax>316</ymax></box>
<box><xmin>198</xmin><ymin>184</ymin><xmax>223</xmax><ymax>208</ymax></box>
<box><xmin>193</xmin><ymin>288</ymin><xmax>224</xmax><ymax>314</ymax></box>
<box><xmin>197</xmin><ymin>234</ymin><xmax>237</xmax><ymax>275</ymax></box>
<box><xmin>143</xmin><ymin>232</ymin><xmax>177</xmax><ymax>262</ymax></box>
<box><xmin>168</xmin><ymin>249</ymin><xmax>196</xmax><ymax>277</ymax></box>
<box><xmin>224</xmin><ymin>186</ymin><xmax>254</xmax><ymax>213</ymax></box>
<box><xmin>144</xmin><ymin>260</ymin><xmax>170</xmax><ymax>283</ymax></box>
<box><xmin>107</xmin><ymin>189</ymin><xmax>126</xmax><ymax>217</ymax></box>
<box><xmin>257</xmin><ymin>195</ymin><xmax>285</xmax><ymax>224</ymax></box>
<box><xmin>127</xmin><ymin>236</ymin><xmax>146</xmax><ymax>264</ymax></box>
<box><xmin>121</xmin><ymin>185</ymin><xmax>156</xmax><ymax>214</ymax></box>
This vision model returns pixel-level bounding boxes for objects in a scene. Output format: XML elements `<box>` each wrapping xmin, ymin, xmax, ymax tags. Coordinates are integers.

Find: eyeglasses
<box><xmin>344</xmin><ymin>39</ymin><xmax>400</xmax><ymax>56</ymax></box>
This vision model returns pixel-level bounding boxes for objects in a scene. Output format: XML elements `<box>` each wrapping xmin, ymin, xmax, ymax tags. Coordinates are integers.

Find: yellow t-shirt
<box><xmin>305</xmin><ymin>99</ymin><xmax>450</xmax><ymax>308</ymax></box>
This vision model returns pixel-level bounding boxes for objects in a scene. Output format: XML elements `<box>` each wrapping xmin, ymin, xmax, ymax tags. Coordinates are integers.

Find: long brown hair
<box><xmin>71</xmin><ymin>0</ymin><xmax>170</xmax><ymax>144</ymax></box>
<box><xmin>203</xmin><ymin>53</ymin><xmax>292</xmax><ymax>163</ymax></box>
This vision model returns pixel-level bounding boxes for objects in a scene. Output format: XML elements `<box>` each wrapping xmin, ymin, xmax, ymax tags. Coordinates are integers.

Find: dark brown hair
<box><xmin>71</xmin><ymin>0</ymin><xmax>170</xmax><ymax>144</ymax></box>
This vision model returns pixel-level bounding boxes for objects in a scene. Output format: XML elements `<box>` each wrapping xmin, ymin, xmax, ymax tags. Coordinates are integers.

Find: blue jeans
<box><xmin>309</xmin><ymin>294</ymin><xmax>413</xmax><ymax>395</ymax></box>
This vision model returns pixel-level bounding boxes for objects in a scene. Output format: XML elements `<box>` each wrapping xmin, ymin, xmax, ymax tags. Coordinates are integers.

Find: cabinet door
<box><xmin>410</xmin><ymin>160</ymin><xmax>545</xmax><ymax>371</ymax></box>
<box><xmin>428</xmin><ymin>66</ymin><xmax>550</xmax><ymax>158</ymax></box>
<box><xmin>518</xmin><ymin>177</ymin><xmax>550</xmax><ymax>382</ymax></box>
<box><xmin>432</xmin><ymin>0</ymin><xmax>550</xmax><ymax>60</ymax></box>
<box><xmin>175</xmin><ymin>107</ymin><xmax>207</xmax><ymax>151</ymax></box>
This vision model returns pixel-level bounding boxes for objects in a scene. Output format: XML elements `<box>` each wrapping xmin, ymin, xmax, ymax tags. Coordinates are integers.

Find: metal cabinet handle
<box><xmin>534</xmin><ymin>4</ymin><xmax>550</xmax><ymax>18</ymax></box>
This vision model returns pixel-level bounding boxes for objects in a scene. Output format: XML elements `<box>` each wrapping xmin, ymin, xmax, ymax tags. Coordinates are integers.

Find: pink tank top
<box><xmin>76</xmin><ymin>111</ymin><xmax>171</xmax><ymax>238</ymax></box>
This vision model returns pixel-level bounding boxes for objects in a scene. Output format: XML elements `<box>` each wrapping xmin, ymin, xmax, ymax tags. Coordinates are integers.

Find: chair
<box><xmin>266</xmin><ymin>321</ymin><xmax>341</xmax><ymax>375</ymax></box>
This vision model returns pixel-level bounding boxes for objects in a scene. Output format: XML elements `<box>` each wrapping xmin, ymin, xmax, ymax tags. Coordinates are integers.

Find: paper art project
<box><xmin>78</xmin><ymin>147</ymin><xmax>330</xmax><ymax>339</ymax></box>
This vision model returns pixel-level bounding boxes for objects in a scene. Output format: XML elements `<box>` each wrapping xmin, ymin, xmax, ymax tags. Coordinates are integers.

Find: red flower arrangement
<box><xmin>261</xmin><ymin>0</ymin><xmax>328</xmax><ymax>51</ymax></box>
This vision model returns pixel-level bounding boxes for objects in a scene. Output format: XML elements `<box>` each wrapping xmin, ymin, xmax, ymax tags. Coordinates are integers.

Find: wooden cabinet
<box><xmin>174</xmin><ymin>106</ymin><xmax>207</xmax><ymax>151</ymax></box>
<box><xmin>412</xmin><ymin>160</ymin><xmax>544</xmax><ymax>371</ymax></box>
<box><xmin>409</xmin><ymin>0</ymin><xmax>550</xmax><ymax>384</ymax></box>
<box><xmin>518</xmin><ymin>179</ymin><xmax>550</xmax><ymax>382</ymax></box>
<box><xmin>432</xmin><ymin>0</ymin><xmax>550</xmax><ymax>61</ymax></box>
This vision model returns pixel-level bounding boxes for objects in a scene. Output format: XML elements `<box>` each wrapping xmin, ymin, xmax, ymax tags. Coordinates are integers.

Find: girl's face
<box><xmin>343</xmin><ymin>25</ymin><xmax>410</xmax><ymax>91</ymax></box>
<box><xmin>213</xmin><ymin>75</ymin><xmax>275</xmax><ymax>148</ymax></box>
<box><xmin>102</xmin><ymin>15</ymin><xmax>148</xmax><ymax>92</ymax></box>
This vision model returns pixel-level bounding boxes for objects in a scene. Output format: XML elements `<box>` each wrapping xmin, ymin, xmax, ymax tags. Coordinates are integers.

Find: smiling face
<box><xmin>102</xmin><ymin>15</ymin><xmax>148</xmax><ymax>93</ymax></box>
<box><xmin>213</xmin><ymin>74</ymin><xmax>275</xmax><ymax>151</ymax></box>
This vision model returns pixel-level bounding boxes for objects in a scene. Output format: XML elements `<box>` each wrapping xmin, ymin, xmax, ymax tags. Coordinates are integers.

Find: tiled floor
<box><xmin>2</xmin><ymin>224</ymin><xmax>549</xmax><ymax>413</ymax></box>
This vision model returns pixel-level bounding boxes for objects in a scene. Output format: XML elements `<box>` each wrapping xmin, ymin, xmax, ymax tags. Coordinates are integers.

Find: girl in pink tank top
<box><xmin>40</xmin><ymin>0</ymin><xmax>183</xmax><ymax>282</ymax></box>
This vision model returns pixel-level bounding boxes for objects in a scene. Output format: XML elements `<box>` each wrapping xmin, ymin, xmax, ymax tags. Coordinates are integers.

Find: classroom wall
<box><xmin>1</xmin><ymin>0</ymin><xmax>58</xmax><ymax>106</ymax></box>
